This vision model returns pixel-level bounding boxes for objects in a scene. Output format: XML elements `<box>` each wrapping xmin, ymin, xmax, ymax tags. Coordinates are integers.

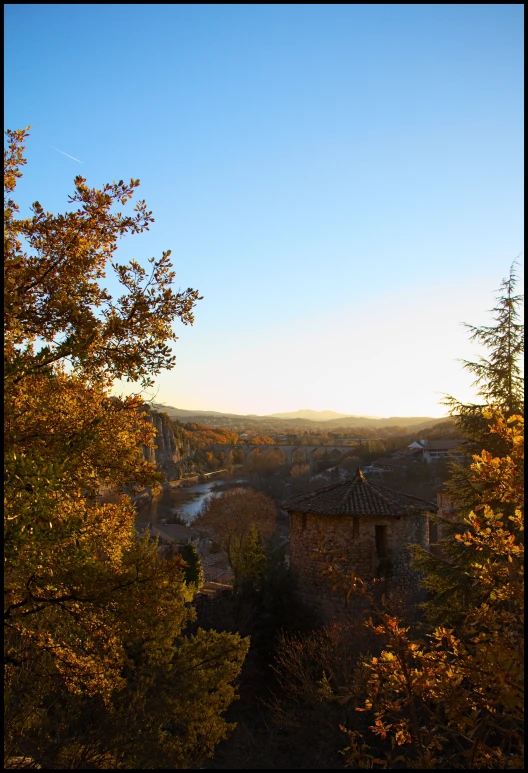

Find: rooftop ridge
<box><xmin>339</xmin><ymin>467</ymin><xmax>401</xmax><ymax>514</ymax></box>
<box><xmin>355</xmin><ymin>470</ymin><xmax>407</xmax><ymax>511</ymax></box>
<box><xmin>282</xmin><ymin>467</ymin><xmax>433</xmax><ymax>517</ymax></box>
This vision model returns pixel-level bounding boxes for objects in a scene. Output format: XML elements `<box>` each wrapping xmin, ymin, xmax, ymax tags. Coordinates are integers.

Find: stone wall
<box><xmin>289</xmin><ymin>510</ymin><xmax>428</xmax><ymax>621</ymax></box>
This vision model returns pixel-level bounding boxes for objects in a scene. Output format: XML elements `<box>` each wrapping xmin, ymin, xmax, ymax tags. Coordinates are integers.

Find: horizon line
<box><xmin>148</xmin><ymin>402</ymin><xmax>449</xmax><ymax>421</ymax></box>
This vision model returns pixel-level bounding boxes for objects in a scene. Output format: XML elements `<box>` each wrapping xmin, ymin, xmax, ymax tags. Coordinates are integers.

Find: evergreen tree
<box><xmin>178</xmin><ymin>542</ymin><xmax>205</xmax><ymax>590</ymax></box>
<box><xmin>231</xmin><ymin>522</ymin><xmax>267</xmax><ymax>595</ymax></box>
<box><xmin>443</xmin><ymin>261</ymin><xmax>524</xmax><ymax>514</ymax></box>
<box><xmin>459</xmin><ymin>260</ymin><xmax>524</xmax><ymax>415</ymax></box>
<box><xmin>410</xmin><ymin>264</ymin><xmax>524</xmax><ymax>627</ymax></box>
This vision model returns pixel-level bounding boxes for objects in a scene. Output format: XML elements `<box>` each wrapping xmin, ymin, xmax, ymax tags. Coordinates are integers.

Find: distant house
<box><xmin>310</xmin><ymin>466</ymin><xmax>350</xmax><ymax>486</ymax></box>
<box><xmin>150</xmin><ymin>523</ymin><xmax>199</xmax><ymax>547</ymax></box>
<box><xmin>407</xmin><ymin>439</ymin><xmax>463</xmax><ymax>464</ymax></box>
<box><xmin>362</xmin><ymin>464</ymin><xmax>389</xmax><ymax>478</ymax></box>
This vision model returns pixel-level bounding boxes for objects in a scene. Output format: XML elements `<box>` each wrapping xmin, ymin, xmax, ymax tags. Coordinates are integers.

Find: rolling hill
<box><xmin>269</xmin><ymin>409</ymin><xmax>355</xmax><ymax>421</ymax></box>
<box><xmin>151</xmin><ymin>403</ymin><xmax>447</xmax><ymax>430</ymax></box>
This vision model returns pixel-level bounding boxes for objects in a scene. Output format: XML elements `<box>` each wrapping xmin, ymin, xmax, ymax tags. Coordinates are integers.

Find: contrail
<box><xmin>48</xmin><ymin>145</ymin><xmax>83</xmax><ymax>164</ymax></box>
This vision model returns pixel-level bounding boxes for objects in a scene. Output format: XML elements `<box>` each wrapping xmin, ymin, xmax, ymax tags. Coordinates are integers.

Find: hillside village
<box><xmin>135</xmin><ymin>406</ymin><xmax>462</xmax><ymax>603</ymax></box>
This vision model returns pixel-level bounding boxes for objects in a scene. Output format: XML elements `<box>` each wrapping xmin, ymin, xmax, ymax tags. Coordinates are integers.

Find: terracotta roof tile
<box><xmin>282</xmin><ymin>469</ymin><xmax>434</xmax><ymax>517</ymax></box>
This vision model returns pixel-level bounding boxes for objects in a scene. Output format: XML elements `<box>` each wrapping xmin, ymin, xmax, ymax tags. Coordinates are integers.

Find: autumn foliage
<box><xmin>248</xmin><ymin>435</ymin><xmax>276</xmax><ymax>445</ymax></box>
<box><xmin>195</xmin><ymin>487</ymin><xmax>276</xmax><ymax>582</ymax></box>
<box><xmin>183</xmin><ymin>421</ymin><xmax>240</xmax><ymax>447</ymax></box>
<box><xmin>311</xmin><ymin>412</ymin><xmax>523</xmax><ymax>768</ymax></box>
<box><xmin>4</xmin><ymin>128</ymin><xmax>248</xmax><ymax>768</ymax></box>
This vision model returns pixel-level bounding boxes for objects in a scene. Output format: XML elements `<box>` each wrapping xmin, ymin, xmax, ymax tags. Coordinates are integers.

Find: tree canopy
<box><xmin>183</xmin><ymin>422</ymin><xmax>240</xmax><ymax>447</ymax></box>
<box><xmin>331</xmin><ymin>410</ymin><xmax>524</xmax><ymax>769</ymax></box>
<box><xmin>195</xmin><ymin>487</ymin><xmax>276</xmax><ymax>581</ymax></box>
<box><xmin>4</xmin><ymin>128</ymin><xmax>248</xmax><ymax>769</ymax></box>
<box><xmin>311</xmin><ymin>268</ymin><xmax>524</xmax><ymax>768</ymax></box>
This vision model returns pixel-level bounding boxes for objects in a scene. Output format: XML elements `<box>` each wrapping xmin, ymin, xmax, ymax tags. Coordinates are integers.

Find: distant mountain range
<box><xmin>151</xmin><ymin>403</ymin><xmax>447</xmax><ymax>430</ymax></box>
<box><xmin>270</xmin><ymin>409</ymin><xmax>353</xmax><ymax>421</ymax></box>
<box><xmin>151</xmin><ymin>404</ymin><xmax>242</xmax><ymax>419</ymax></box>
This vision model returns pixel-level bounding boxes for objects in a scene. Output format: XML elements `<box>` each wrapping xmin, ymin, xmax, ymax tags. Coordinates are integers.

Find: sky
<box><xmin>4</xmin><ymin>4</ymin><xmax>524</xmax><ymax>418</ymax></box>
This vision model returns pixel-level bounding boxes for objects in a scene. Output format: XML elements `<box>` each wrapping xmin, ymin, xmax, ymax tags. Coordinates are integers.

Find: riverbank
<box><xmin>135</xmin><ymin>473</ymin><xmax>250</xmax><ymax>526</ymax></box>
<box><xmin>131</xmin><ymin>469</ymin><xmax>230</xmax><ymax>509</ymax></box>
<box><xmin>135</xmin><ymin>479</ymin><xmax>220</xmax><ymax>526</ymax></box>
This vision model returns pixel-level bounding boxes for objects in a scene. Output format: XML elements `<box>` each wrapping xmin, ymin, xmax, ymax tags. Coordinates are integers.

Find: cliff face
<box><xmin>142</xmin><ymin>411</ymin><xmax>194</xmax><ymax>478</ymax></box>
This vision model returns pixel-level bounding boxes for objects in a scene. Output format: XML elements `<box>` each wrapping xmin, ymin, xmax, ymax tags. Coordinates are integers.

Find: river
<box><xmin>135</xmin><ymin>481</ymin><xmax>216</xmax><ymax>526</ymax></box>
<box><xmin>135</xmin><ymin>476</ymin><xmax>291</xmax><ymax>556</ymax></box>
<box><xmin>136</xmin><ymin>479</ymin><xmax>247</xmax><ymax>527</ymax></box>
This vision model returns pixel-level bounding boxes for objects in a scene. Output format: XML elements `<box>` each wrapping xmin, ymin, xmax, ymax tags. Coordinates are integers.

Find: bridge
<box><xmin>207</xmin><ymin>444</ymin><xmax>356</xmax><ymax>467</ymax></box>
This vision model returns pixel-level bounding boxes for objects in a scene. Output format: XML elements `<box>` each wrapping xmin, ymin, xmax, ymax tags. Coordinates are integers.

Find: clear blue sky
<box><xmin>4</xmin><ymin>4</ymin><xmax>524</xmax><ymax>417</ymax></box>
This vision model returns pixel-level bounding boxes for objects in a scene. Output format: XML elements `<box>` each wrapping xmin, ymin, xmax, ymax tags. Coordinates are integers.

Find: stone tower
<box><xmin>282</xmin><ymin>469</ymin><xmax>434</xmax><ymax>621</ymax></box>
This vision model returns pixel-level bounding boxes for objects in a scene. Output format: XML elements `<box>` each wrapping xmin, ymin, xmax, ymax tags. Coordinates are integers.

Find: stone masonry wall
<box><xmin>290</xmin><ymin>510</ymin><xmax>428</xmax><ymax>622</ymax></box>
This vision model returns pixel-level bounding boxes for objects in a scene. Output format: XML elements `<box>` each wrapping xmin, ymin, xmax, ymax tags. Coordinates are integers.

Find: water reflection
<box><xmin>136</xmin><ymin>481</ymin><xmax>219</xmax><ymax>526</ymax></box>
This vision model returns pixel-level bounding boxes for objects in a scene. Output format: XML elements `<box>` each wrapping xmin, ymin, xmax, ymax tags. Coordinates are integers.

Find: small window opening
<box><xmin>375</xmin><ymin>525</ymin><xmax>388</xmax><ymax>558</ymax></box>
<box><xmin>301</xmin><ymin>513</ymin><xmax>307</xmax><ymax>531</ymax></box>
<box><xmin>352</xmin><ymin>517</ymin><xmax>360</xmax><ymax>540</ymax></box>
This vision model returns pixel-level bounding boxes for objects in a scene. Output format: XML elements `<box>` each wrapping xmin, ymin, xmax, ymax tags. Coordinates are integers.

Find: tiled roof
<box><xmin>410</xmin><ymin>439</ymin><xmax>464</xmax><ymax>451</ymax></box>
<box><xmin>282</xmin><ymin>469</ymin><xmax>434</xmax><ymax>517</ymax></box>
<box><xmin>426</xmin><ymin>439</ymin><xmax>463</xmax><ymax>451</ymax></box>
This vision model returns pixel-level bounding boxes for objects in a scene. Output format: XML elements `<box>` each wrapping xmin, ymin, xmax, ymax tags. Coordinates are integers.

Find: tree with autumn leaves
<box><xmin>195</xmin><ymin>487</ymin><xmax>276</xmax><ymax>590</ymax></box>
<box><xmin>316</xmin><ymin>267</ymin><xmax>524</xmax><ymax>768</ymax></box>
<box><xmin>327</xmin><ymin>410</ymin><xmax>523</xmax><ymax>769</ymax></box>
<box><xmin>4</xmin><ymin>128</ymin><xmax>248</xmax><ymax>768</ymax></box>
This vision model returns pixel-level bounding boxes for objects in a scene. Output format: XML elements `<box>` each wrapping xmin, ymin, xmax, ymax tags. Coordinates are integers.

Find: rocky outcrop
<box><xmin>142</xmin><ymin>410</ymin><xmax>194</xmax><ymax>480</ymax></box>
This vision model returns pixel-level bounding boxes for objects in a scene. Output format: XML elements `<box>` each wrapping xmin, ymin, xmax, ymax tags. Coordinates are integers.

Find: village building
<box><xmin>147</xmin><ymin>523</ymin><xmax>203</xmax><ymax>560</ymax></box>
<box><xmin>309</xmin><ymin>465</ymin><xmax>350</xmax><ymax>486</ymax></box>
<box><xmin>407</xmin><ymin>438</ymin><xmax>464</xmax><ymax>463</ymax></box>
<box><xmin>362</xmin><ymin>463</ymin><xmax>390</xmax><ymax>478</ymax></box>
<box><xmin>149</xmin><ymin>522</ymin><xmax>200</xmax><ymax>546</ymax></box>
<box><xmin>282</xmin><ymin>468</ymin><xmax>434</xmax><ymax>621</ymax></box>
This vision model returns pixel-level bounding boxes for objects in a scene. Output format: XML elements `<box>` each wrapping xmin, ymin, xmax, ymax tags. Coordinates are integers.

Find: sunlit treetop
<box><xmin>4</xmin><ymin>127</ymin><xmax>202</xmax><ymax>390</ymax></box>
